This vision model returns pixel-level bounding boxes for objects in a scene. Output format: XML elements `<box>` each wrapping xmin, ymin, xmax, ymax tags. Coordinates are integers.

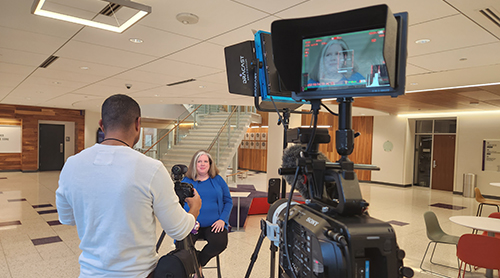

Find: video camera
<box><xmin>224</xmin><ymin>4</ymin><xmax>414</xmax><ymax>278</ymax></box>
<box><xmin>171</xmin><ymin>164</ymin><xmax>194</xmax><ymax>206</ymax></box>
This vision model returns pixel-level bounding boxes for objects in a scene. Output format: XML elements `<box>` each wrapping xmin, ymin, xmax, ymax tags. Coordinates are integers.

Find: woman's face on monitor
<box><xmin>323</xmin><ymin>43</ymin><xmax>345</xmax><ymax>70</ymax></box>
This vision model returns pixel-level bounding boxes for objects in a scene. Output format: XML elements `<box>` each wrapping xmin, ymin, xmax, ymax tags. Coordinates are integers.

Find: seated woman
<box><xmin>181</xmin><ymin>150</ymin><xmax>233</xmax><ymax>277</ymax></box>
<box><xmin>308</xmin><ymin>38</ymin><xmax>364</xmax><ymax>86</ymax></box>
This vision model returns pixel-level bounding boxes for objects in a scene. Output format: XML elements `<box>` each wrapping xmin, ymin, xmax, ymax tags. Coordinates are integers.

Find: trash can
<box><xmin>463</xmin><ymin>173</ymin><xmax>476</xmax><ymax>198</ymax></box>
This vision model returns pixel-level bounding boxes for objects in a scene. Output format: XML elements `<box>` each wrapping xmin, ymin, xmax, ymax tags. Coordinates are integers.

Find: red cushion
<box><xmin>248</xmin><ymin>197</ymin><xmax>269</xmax><ymax>215</ymax></box>
<box><xmin>247</xmin><ymin>197</ymin><xmax>306</xmax><ymax>215</ymax></box>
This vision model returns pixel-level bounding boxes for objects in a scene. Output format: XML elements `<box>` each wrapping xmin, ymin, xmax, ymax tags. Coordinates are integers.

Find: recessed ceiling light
<box><xmin>176</xmin><ymin>13</ymin><xmax>199</xmax><ymax>25</ymax></box>
<box><xmin>459</xmin><ymin>57</ymin><xmax>468</xmax><ymax>61</ymax></box>
<box><xmin>80</xmin><ymin>66</ymin><xmax>89</xmax><ymax>70</ymax></box>
<box><xmin>53</xmin><ymin>81</ymin><xmax>61</xmax><ymax>84</ymax></box>
<box><xmin>154</xmin><ymin>94</ymin><xmax>159</xmax><ymax>97</ymax></box>
<box><xmin>410</xmin><ymin>82</ymin><xmax>418</xmax><ymax>85</ymax></box>
<box><xmin>199</xmin><ymin>85</ymin><xmax>205</xmax><ymax>89</ymax></box>
<box><xmin>415</xmin><ymin>39</ymin><xmax>431</xmax><ymax>44</ymax></box>
<box><xmin>129</xmin><ymin>38</ymin><xmax>143</xmax><ymax>43</ymax></box>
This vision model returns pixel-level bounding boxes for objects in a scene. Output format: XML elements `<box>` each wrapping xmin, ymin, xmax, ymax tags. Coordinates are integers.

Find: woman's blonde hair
<box><xmin>185</xmin><ymin>150</ymin><xmax>220</xmax><ymax>180</ymax></box>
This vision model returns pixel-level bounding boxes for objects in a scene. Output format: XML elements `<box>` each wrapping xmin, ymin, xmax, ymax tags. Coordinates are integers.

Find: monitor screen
<box><xmin>301</xmin><ymin>28</ymin><xmax>389</xmax><ymax>93</ymax></box>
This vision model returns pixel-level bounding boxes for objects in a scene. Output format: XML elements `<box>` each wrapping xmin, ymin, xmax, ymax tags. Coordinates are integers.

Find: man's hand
<box><xmin>186</xmin><ymin>188</ymin><xmax>202</xmax><ymax>219</ymax></box>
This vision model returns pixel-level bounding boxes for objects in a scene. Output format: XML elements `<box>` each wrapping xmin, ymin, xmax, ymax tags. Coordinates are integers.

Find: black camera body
<box><xmin>277</xmin><ymin>202</ymin><xmax>403</xmax><ymax>278</ymax></box>
<box><xmin>171</xmin><ymin>164</ymin><xmax>194</xmax><ymax>206</ymax></box>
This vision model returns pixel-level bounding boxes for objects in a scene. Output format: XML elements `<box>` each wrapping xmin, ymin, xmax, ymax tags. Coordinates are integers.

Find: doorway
<box><xmin>413</xmin><ymin>119</ymin><xmax>456</xmax><ymax>191</ymax></box>
<box><xmin>39</xmin><ymin>124</ymin><xmax>65</xmax><ymax>171</ymax></box>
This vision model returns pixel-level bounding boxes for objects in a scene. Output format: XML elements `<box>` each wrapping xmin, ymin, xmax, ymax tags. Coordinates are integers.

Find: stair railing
<box><xmin>142</xmin><ymin>104</ymin><xmax>202</xmax><ymax>155</ymax></box>
<box><xmin>207</xmin><ymin>106</ymin><xmax>240</xmax><ymax>166</ymax></box>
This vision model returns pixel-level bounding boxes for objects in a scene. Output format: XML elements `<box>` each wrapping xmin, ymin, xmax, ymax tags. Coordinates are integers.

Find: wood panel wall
<box><xmin>0</xmin><ymin>118</ymin><xmax>22</xmax><ymax>170</ymax></box>
<box><xmin>0</xmin><ymin>104</ymin><xmax>85</xmax><ymax>171</ymax></box>
<box><xmin>302</xmin><ymin>112</ymin><xmax>374</xmax><ymax>181</ymax></box>
<box><xmin>238</xmin><ymin>127</ymin><xmax>267</xmax><ymax>172</ymax></box>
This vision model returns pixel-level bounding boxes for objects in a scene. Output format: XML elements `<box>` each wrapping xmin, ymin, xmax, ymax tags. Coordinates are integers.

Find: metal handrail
<box><xmin>142</xmin><ymin>104</ymin><xmax>202</xmax><ymax>154</ymax></box>
<box><xmin>207</xmin><ymin>106</ymin><xmax>238</xmax><ymax>152</ymax></box>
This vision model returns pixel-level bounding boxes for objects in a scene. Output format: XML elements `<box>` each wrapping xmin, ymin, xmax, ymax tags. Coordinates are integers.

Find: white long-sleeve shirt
<box><xmin>56</xmin><ymin>144</ymin><xmax>195</xmax><ymax>278</ymax></box>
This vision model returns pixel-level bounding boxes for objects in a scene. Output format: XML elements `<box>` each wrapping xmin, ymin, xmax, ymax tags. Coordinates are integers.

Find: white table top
<box><xmin>490</xmin><ymin>183</ymin><xmax>500</xmax><ymax>187</ymax></box>
<box><xmin>230</xmin><ymin>192</ymin><xmax>251</xmax><ymax>198</ymax></box>
<box><xmin>449</xmin><ymin>216</ymin><xmax>500</xmax><ymax>233</ymax></box>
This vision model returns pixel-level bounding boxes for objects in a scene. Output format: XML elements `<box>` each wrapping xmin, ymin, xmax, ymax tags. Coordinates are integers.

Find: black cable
<box><xmin>305</xmin><ymin>106</ymin><xmax>319</xmax><ymax>154</ymax></box>
<box><xmin>321</xmin><ymin>103</ymin><xmax>338</xmax><ymax>116</ymax></box>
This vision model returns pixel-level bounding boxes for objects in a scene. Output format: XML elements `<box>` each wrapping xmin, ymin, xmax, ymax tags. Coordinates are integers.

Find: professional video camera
<box><xmin>225</xmin><ymin>4</ymin><xmax>414</xmax><ymax>278</ymax></box>
<box><xmin>171</xmin><ymin>164</ymin><xmax>194</xmax><ymax>206</ymax></box>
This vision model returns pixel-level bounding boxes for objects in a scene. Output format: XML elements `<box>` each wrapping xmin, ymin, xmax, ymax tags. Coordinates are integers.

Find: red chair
<box><xmin>482</xmin><ymin>212</ymin><xmax>500</xmax><ymax>238</ymax></box>
<box><xmin>456</xmin><ymin>234</ymin><xmax>500</xmax><ymax>278</ymax></box>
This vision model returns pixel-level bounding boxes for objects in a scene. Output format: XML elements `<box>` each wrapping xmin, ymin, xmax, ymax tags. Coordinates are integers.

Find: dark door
<box><xmin>39</xmin><ymin>124</ymin><xmax>65</xmax><ymax>171</ymax></box>
<box><xmin>414</xmin><ymin>135</ymin><xmax>432</xmax><ymax>187</ymax></box>
<box><xmin>431</xmin><ymin>135</ymin><xmax>456</xmax><ymax>191</ymax></box>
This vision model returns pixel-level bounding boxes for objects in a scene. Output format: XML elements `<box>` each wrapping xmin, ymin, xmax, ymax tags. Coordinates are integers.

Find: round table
<box><xmin>450</xmin><ymin>216</ymin><xmax>500</xmax><ymax>278</ymax></box>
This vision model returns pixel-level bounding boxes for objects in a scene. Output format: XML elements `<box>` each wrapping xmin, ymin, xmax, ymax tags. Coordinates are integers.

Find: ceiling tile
<box><xmin>167</xmin><ymin>42</ymin><xmax>226</xmax><ymax>69</ymax></box>
<box><xmin>0</xmin><ymin>0</ymin><xmax>82</xmax><ymax>38</ymax></box>
<box><xmin>73</xmin><ymin>24</ymin><xmax>201</xmax><ymax>58</ymax></box>
<box><xmin>275</xmin><ymin>0</ymin><xmax>458</xmax><ymax>25</ymax></box>
<box><xmin>0</xmin><ymin>26</ymin><xmax>68</xmax><ymax>55</ymax></box>
<box><xmin>208</xmin><ymin>15</ymin><xmax>280</xmax><ymax>47</ymax></box>
<box><xmin>408</xmin><ymin>14</ymin><xmax>498</xmax><ymax>57</ymax></box>
<box><xmin>139</xmin><ymin>0</ymin><xmax>268</xmax><ymax>41</ymax></box>
<box><xmin>54</xmin><ymin>40</ymin><xmax>156</xmax><ymax>68</ymax></box>
<box><xmin>138</xmin><ymin>58</ymin><xmax>222</xmax><ymax>79</ymax></box>
<box><xmin>409</xmin><ymin>42</ymin><xmax>500</xmax><ymax>72</ymax></box>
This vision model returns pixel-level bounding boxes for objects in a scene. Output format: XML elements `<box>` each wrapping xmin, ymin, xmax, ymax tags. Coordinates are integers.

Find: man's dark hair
<box><xmin>101</xmin><ymin>94</ymin><xmax>141</xmax><ymax>132</ymax></box>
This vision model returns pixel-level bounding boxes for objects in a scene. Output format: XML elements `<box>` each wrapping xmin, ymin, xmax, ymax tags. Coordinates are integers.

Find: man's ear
<box><xmin>99</xmin><ymin>119</ymin><xmax>104</xmax><ymax>132</ymax></box>
<box><xmin>135</xmin><ymin>117</ymin><xmax>141</xmax><ymax>131</ymax></box>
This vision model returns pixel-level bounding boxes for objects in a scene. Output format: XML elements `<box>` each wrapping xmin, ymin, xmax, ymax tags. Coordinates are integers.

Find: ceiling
<box><xmin>1</xmin><ymin>0</ymin><xmax>500</xmax><ymax>116</ymax></box>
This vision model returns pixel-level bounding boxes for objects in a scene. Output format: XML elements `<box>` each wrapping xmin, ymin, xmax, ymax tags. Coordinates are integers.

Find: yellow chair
<box><xmin>475</xmin><ymin>188</ymin><xmax>500</xmax><ymax>217</ymax></box>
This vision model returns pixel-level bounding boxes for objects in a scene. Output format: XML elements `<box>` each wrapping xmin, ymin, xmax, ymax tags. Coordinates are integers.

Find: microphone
<box><xmin>281</xmin><ymin>144</ymin><xmax>331</xmax><ymax>200</ymax></box>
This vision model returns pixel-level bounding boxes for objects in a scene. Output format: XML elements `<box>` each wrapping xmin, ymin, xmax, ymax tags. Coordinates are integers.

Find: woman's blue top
<box><xmin>182</xmin><ymin>175</ymin><xmax>233</xmax><ymax>228</ymax></box>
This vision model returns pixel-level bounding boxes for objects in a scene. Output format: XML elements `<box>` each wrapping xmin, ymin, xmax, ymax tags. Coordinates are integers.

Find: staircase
<box><xmin>161</xmin><ymin>111</ymin><xmax>257</xmax><ymax>174</ymax></box>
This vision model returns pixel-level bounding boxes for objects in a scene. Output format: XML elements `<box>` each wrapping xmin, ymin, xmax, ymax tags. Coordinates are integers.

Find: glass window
<box><xmin>434</xmin><ymin>119</ymin><xmax>456</xmax><ymax>133</ymax></box>
<box><xmin>416</xmin><ymin>120</ymin><xmax>433</xmax><ymax>133</ymax></box>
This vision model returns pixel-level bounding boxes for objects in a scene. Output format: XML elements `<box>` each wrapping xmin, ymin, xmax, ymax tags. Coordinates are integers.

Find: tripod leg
<box><xmin>183</xmin><ymin>236</ymin><xmax>202</xmax><ymax>278</ymax></box>
<box><xmin>270</xmin><ymin>243</ymin><xmax>277</xmax><ymax>278</ymax></box>
<box><xmin>245</xmin><ymin>227</ymin><xmax>267</xmax><ymax>278</ymax></box>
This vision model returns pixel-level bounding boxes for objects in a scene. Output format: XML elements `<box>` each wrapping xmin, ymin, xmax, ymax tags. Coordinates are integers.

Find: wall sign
<box><xmin>0</xmin><ymin>126</ymin><xmax>22</xmax><ymax>153</ymax></box>
<box><xmin>483</xmin><ymin>139</ymin><xmax>500</xmax><ymax>171</ymax></box>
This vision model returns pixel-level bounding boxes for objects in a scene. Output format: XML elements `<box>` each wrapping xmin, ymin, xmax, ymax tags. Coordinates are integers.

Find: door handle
<box><xmin>433</xmin><ymin>160</ymin><xmax>436</xmax><ymax>169</ymax></box>
<box><xmin>60</xmin><ymin>143</ymin><xmax>63</xmax><ymax>153</ymax></box>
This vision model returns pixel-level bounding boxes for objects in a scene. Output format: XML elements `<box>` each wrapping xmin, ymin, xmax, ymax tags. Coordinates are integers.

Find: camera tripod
<box><xmin>244</xmin><ymin>219</ymin><xmax>280</xmax><ymax>278</ymax></box>
<box><xmin>155</xmin><ymin>178</ymin><xmax>203</xmax><ymax>278</ymax></box>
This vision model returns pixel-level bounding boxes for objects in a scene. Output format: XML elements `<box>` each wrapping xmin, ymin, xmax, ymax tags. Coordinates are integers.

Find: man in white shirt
<box><xmin>56</xmin><ymin>94</ymin><xmax>202</xmax><ymax>278</ymax></box>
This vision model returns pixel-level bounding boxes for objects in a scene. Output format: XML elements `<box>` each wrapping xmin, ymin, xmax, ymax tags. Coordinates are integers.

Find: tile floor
<box><xmin>0</xmin><ymin>170</ymin><xmax>497</xmax><ymax>278</ymax></box>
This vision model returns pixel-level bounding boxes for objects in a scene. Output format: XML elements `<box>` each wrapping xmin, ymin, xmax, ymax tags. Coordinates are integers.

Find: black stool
<box><xmin>201</xmin><ymin>253</ymin><xmax>221</xmax><ymax>278</ymax></box>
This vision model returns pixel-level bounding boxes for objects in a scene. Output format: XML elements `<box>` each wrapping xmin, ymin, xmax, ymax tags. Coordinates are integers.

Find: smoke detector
<box><xmin>176</xmin><ymin>13</ymin><xmax>199</xmax><ymax>25</ymax></box>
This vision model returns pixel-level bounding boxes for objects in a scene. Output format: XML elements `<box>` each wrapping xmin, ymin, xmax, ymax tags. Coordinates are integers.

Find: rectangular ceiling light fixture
<box><xmin>31</xmin><ymin>0</ymin><xmax>151</xmax><ymax>33</ymax></box>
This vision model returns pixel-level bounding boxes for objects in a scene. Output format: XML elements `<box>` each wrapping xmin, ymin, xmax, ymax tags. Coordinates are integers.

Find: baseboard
<box><xmin>363</xmin><ymin>181</ymin><xmax>412</xmax><ymax>188</ymax></box>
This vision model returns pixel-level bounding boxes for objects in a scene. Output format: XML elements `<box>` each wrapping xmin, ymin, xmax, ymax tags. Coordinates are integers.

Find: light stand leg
<box><xmin>245</xmin><ymin>219</ymin><xmax>270</xmax><ymax>278</ymax></box>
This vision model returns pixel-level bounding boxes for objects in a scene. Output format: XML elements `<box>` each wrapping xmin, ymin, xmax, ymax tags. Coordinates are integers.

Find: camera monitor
<box><xmin>271</xmin><ymin>4</ymin><xmax>408</xmax><ymax>100</ymax></box>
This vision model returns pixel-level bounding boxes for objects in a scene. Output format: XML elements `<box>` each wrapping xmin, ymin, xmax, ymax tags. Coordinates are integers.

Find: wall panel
<box><xmin>0</xmin><ymin>104</ymin><xmax>85</xmax><ymax>171</ymax></box>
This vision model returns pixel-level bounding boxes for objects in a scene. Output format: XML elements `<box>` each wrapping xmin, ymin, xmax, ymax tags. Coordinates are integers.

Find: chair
<box><xmin>456</xmin><ymin>234</ymin><xmax>500</xmax><ymax>278</ymax></box>
<box><xmin>420</xmin><ymin>211</ymin><xmax>460</xmax><ymax>275</ymax></box>
<box><xmin>474</xmin><ymin>188</ymin><xmax>500</xmax><ymax>217</ymax></box>
<box><xmin>481</xmin><ymin>212</ymin><xmax>500</xmax><ymax>238</ymax></box>
<box><xmin>202</xmin><ymin>253</ymin><xmax>222</xmax><ymax>278</ymax></box>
